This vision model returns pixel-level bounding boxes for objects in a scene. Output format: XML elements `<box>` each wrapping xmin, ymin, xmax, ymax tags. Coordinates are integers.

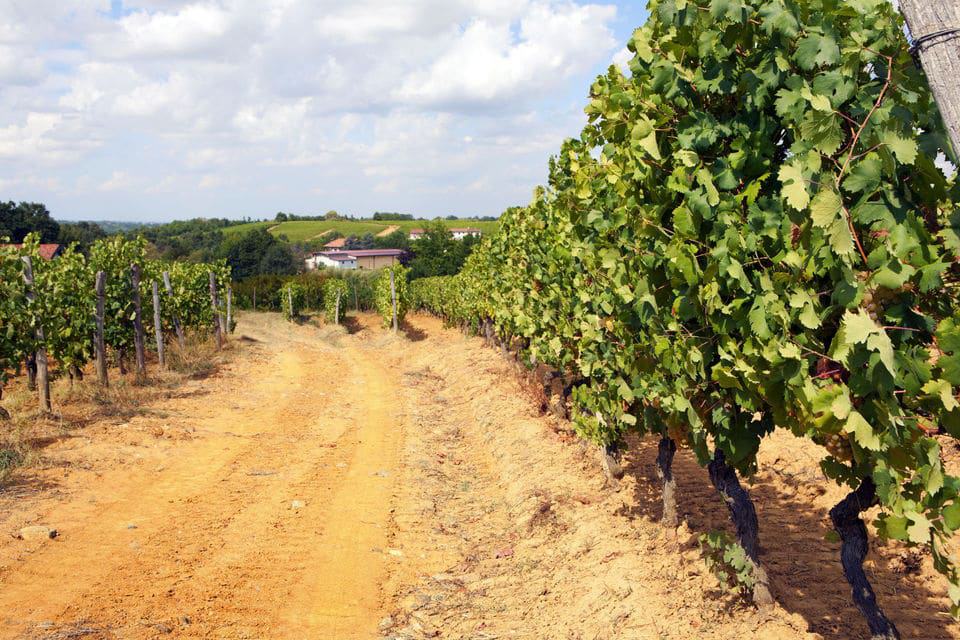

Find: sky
<box><xmin>0</xmin><ymin>1</ymin><xmax>649</xmax><ymax>222</ymax></box>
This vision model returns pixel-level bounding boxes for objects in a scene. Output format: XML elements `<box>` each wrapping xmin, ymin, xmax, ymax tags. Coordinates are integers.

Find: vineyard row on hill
<box><xmin>410</xmin><ymin>0</ymin><xmax>960</xmax><ymax>636</ymax></box>
<box><xmin>1</xmin><ymin>234</ymin><xmax>231</xmax><ymax>415</ymax></box>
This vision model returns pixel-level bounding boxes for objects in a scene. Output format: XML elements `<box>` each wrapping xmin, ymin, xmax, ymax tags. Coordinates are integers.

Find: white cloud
<box><xmin>397</xmin><ymin>3</ymin><xmax>618</xmax><ymax>108</ymax></box>
<box><xmin>90</xmin><ymin>4</ymin><xmax>237</xmax><ymax>59</ymax></box>
<box><xmin>0</xmin><ymin>0</ymin><xmax>623</xmax><ymax>219</ymax></box>
<box><xmin>98</xmin><ymin>170</ymin><xmax>133</xmax><ymax>192</ymax></box>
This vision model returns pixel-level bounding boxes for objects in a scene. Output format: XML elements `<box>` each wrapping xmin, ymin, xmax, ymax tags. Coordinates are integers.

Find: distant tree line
<box><xmin>1</xmin><ymin>201</ymin><xmax>107</xmax><ymax>252</ymax></box>
<box><xmin>3</xmin><ymin>201</ymin><xmax>489</xmax><ymax>285</ymax></box>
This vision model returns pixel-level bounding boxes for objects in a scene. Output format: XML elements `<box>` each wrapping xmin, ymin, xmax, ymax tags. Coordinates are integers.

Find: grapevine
<box><xmin>322</xmin><ymin>279</ymin><xmax>350</xmax><ymax>324</ymax></box>
<box><xmin>375</xmin><ymin>265</ymin><xmax>410</xmax><ymax>329</ymax></box>
<box><xmin>413</xmin><ymin>0</ymin><xmax>960</xmax><ymax>631</ymax></box>
<box><xmin>0</xmin><ymin>233</ymin><xmax>232</xmax><ymax>416</ymax></box>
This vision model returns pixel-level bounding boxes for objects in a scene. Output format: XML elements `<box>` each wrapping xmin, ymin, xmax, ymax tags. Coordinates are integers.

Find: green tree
<box><xmin>373</xmin><ymin>229</ymin><xmax>410</xmax><ymax>250</ymax></box>
<box><xmin>221</xmin><ymin>228</ymin><xmax>297</xmax><ymax>278</ymax></box>
<box><xmin>0</xmin><ymin>202</ymin><xmax>60</xmax><ymax>243</ymax></box>
<box><xmin>58</xmin><ymin>221</ymin><xmax>107</xmax><ymax>253</ymax></box>
<box><xmin>409</xmin><ymin>221</ymin><xmax>473</xmax><ymax>279</ymax></box>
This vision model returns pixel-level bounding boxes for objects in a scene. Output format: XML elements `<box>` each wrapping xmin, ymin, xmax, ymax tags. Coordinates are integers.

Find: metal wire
<box><xmin>910</xmin><ymin>27</ymin><xmax>960</xmax><ymax>67</ymax></box>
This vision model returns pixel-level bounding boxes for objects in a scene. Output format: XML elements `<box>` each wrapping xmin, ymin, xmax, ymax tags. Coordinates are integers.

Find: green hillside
<box><xmin>222</xmin><ymin>218</ymin><xmax>499</xmax><ymax>243</ymax></box>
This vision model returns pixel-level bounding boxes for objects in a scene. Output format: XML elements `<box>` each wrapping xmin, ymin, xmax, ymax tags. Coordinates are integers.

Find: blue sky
<box><xmin>0</xmin><ymin>1</ymin><xmax>649</xmax><ymax>222</ymax></box>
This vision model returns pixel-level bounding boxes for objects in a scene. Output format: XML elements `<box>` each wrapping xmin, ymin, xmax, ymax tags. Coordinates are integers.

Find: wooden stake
<box><xmin>354</xmin><ymin>281</ymin><xmax>359</xmax><ymax>312</ymax></box>
<box><xmin>253</xmin><ymin>285</ymin><xmax>257</xmax><ymax>311</ymax></box>
<box><xmin>390</xmin><ymin>268</ymin><xmax>398</xmax><ymax>333</ymax></box>
<box><xmin>152</xmin><ymin>281</ymin><xmax>165</xmax><ymax>369</ymax></box>
<box><xmin>899</xmin><ymin>1</ymin><xmax>960</xmax><ymax>159</ymax></box>
<box><xmin>226</xmin><ymin>285</ymin><xmax>233</xmax><ymax>334</ymax></box>
<box><xmin>162</xmin><ymin>271</ymin><xmax>186</xmax><ymax>350</ymax></box>
<box><xmin>130</xmin><ymin>263</ymin><xmax>147</xmax><ymax>381</ymax></box>
<box><xmin>95</xmin><ymin>271</ymin><xmax>108</xmax><ymax>386</ymax></box>
<box><xmin>209</xmin><ymin>272</ymin><xmax>223</xmax><ymax>350</ymax></box>
<box><xmin>21</xmin><ymin>256</ymin><xmax>50</xmax><ymax>412</ymax></box>
<box><xmin>335</xmin><ymin>292</ymin><xmax>341</xmax><ymax>325</ymax></box>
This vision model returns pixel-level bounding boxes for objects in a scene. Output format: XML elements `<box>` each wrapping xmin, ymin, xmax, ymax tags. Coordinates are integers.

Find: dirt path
<box><xmin>0</xmin><ymin>312</ymin><xmax>957</xmax><ymax>639</ymax></box>
<box><xmin>0</xmin><ymin>314</ymin><xmax>409</xmax><ymax>639</ymax></box>
<box><xmin>375</xmin><ymin>225</ymin><xmax>400</xmax><ymax>238</ymax></box>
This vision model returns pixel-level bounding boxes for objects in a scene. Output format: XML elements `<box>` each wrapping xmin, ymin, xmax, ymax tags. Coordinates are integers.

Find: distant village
<box><xmin>304</xmin><ymin>227</ymin><xmax>482</xmax><ymax>271</ymax></box>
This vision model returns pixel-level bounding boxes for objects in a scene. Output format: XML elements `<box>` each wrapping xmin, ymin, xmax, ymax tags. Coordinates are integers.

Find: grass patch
<box><xmin>167</xmin><ymin>330</ymin><xmax>232</xmax><ymax>379</ymax></box>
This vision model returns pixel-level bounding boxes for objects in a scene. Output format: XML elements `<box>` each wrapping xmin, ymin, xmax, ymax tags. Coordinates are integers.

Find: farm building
<box><xmin>0</xmin><ymin>244</ymin><xmax>64</xmax><ymax>260</ymax></box>
<box><xmin>306</xmin><ymin>248</ymin><xmax>405</xmax><ymax>271</ymax></box>
<box><xmin>408</xmin><ymin>227</ymin><xmax>481</xmax><ymax>241</ymax></box>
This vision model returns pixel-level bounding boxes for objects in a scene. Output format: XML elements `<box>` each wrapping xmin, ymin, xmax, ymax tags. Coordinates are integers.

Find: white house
<box><xmin>450</xmin><ymin>227</ymin><xmax>482</xmax><ymax>240</ymax></box>
<box><xmin>306</xmin><ymin>253</ymin><xmax>357</xmax><ymax>270</ymax></box>
<box><xmin>305</xmin><ymin>249</ymin><xmax>405</xmax><ymax>271</ymax></box>
<box><xmin>408</xmin><ymin>227</ymin><xmax>482</xmax><ymax>241</ymax></box>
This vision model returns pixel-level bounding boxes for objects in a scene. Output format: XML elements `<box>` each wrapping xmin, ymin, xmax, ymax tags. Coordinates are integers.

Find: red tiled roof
<box><xmin>321</xmin><ymin>249</ymin><xmax>406</xmax><ymax>258</ymax></box>
<box><xmin>1</xmin><ymin>244</ymin><xmax>63</xmax><ymax>260</ymax></box>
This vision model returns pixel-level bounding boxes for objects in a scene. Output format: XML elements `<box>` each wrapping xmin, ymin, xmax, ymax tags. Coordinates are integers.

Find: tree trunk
<box><xmin>657</xmin><ymin>437</ymin><xmax>678</xmax><ymax>528</ymax></box>
<box><xmin>162</xmin><ymin>271</ymin><xmax>186</xmax><ymax>350</ymax></box>
<box><xmin>708</xmin><ymin>449</ymin><xmax>774</xmax><ymax>607</ymax></box>
<box><xmin>117</xmin><ymin>348</ymin><xmax>127</xmax><ymax>376</ymax></box>
<box><xmin>899</xmin><ymin>1</ymin><xmax>960</xmax><ymax>159</ymax></box>
<box><xmin>95</xmin><ymin>271</ymin><xmax>108</xmax><ymax>386</ymax></box>
<box><xmin>829</xmin><ymin>477</ymin><xmax>901</xmax><ymax>640</ymax></box>
<box><xmin>130</xmin><ymin>264</ymin><xmax>147</xmax><ymax>381</ymax></box>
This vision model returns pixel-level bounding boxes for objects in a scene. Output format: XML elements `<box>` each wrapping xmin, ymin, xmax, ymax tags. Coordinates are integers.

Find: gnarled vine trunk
<box><xmin>708</xmin><ymin>449</ymin><xmax>774</xmax><ymax>607</ymax></box>
<box><xmin>657</xmin><ymin>437</ymin><xmax>678</xmax><ymax>528</ymax></box>
<box><xmin>26</xmin><ymin>354</ymin><xmax>37</xmax><ymax>391</ymax></box>
<box><xmin>829</xmin><ymin>478</ymin><xmax>900</xmax><ymax>640</ymax></box>
<box><xmin>598</xmin><ymin>441</ymin><xmax>624</xmax><ymax>485</ymax></box>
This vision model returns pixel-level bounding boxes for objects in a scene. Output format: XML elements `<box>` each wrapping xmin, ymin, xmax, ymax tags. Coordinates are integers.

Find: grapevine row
<box><xmin>411</xmin><ymin>0</ymin><xmax>960</xmax><ymax>634</ymax></box>
<box><xmin>0</xmin><ymin>233</ymin><xmax>231</xmax><ymax>414</ymax></box>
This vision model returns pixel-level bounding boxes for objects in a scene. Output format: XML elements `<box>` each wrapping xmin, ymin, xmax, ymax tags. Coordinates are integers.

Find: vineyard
<box><xmin>0</xmin><ymin>233</ymin><xmax>231</xmax><ymax>418</ymax></box>
<box><xmin>409</xmin><ymin>0</ymin><xmax>960</xmax><ymax>636</ymax></box>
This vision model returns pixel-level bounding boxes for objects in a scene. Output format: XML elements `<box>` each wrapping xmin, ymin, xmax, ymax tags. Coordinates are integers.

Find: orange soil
<box><xmin>0</xmin><ymin>312</ymin><xmax>956</xmax><ymax>639</ymax></box>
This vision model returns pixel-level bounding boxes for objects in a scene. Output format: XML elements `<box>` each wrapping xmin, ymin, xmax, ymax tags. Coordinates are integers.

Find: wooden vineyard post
<box><xmin>354</xmin><ymin>282</ymin><xmax>359</xmax><ymax>312</ymax></box>
<box><xmin>390</xmin><ymin>268</ymin><xmax>398</xmax><ymax>333</ymax></box>
<box><xmin>95</xmin><ymin>271</ymin><xmax>108</xmax><ymax>386</ymax></box>
<box><xmin>226</xmin><ymin>285</ymin><xmax>233</xmax><ymax>334</ymax></box>
<box><xmin>287</xmin><ymin>287</ymin><xmax>294</xmax><ymax>319</ymax></box>
<box><xmin>152</xmin><ymin>281</ymin><xmax>165</xmax><ymax>369</ymax></box>
<box><xmin>130</xmin><ymin>264</ymin><xmax>147</xmax><ymax>381</ymax></box>
<box><xmin>209</xmin><ymin>272</ymin><xmax>223</xmax><ymax>350</ymax></box>
<box><xmin>21</xmin><ymin>256</ymin><xmax>50</xmax><ymax>412</ymax></box>
<box><xmin>253</xmin><ymin>286</ymin><xmax>257</xmax><ymax>311</ymax></box>
<box><xmin>335</xmin><ymin>292</ymin><xmax>341</xmax><ymax>325</ymax></box>
<box><xmin>162</xmin><ymin>271</ymin><xmax>186</xmax><ymax>350</ymax></box>
<box><xmin>898</xmin><ymin>1</ymin><xmax>960</xmax><ymax>158</ymax></box>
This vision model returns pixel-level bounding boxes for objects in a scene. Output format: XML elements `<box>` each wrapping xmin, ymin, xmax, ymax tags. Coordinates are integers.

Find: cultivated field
<box><xmin>222</xmin><ymin>219</ymin><xmax>500</xmax><ymax>243</ymax></box>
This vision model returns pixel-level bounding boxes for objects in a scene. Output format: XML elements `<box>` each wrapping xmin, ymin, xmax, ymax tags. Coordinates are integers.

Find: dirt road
<box><xmin>0</xmin><ymin>314</ymin><xmax>410</xmax><ymax>639</ymax></box>
<box><xmin>0</xmin><ymin>312</ymin><xmax>955</xmax><ymax>639</ymax></box>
